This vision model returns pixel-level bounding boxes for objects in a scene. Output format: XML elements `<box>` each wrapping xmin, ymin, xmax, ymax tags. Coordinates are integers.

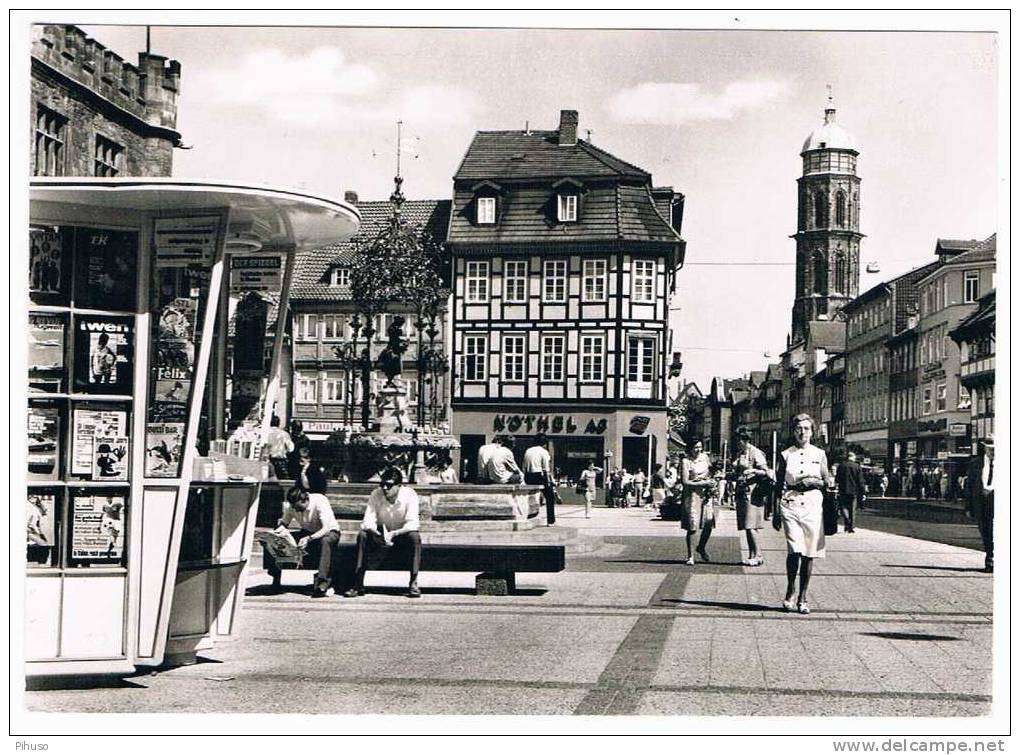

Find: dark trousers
<box><xmin>973</xmin><ymin>495</ymin><xmax>994</xmax><ymax>570</ymax></box>
<box><xmin>837</xmin><ymin>494</ymin><xmax>858</xmax><ymax>531</ymax></box>
<box><xmin>265</xmin><ymin>529</ymin><xmax>341</xmax><ymax>593</ymax></box>
<box><xmin>525</xmin><ymin>472</ymin><xmax>555</xmax><ymax>525</ymax></box>
<box><xmin>351</xmin><ymin>529</ymin><xmax>422</xmax><ymax>587</ymax></box>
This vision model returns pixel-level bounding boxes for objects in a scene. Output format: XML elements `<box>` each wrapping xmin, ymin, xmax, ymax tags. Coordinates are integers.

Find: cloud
<box><xmin>607</xmin><ymin>79</ymin><xmax>791</xmax><ymax>124</ymax></box>
<box><xmin>188</xmin><ymin>46</ymin><xmax>479</xmax><ymax>129</ymax></box>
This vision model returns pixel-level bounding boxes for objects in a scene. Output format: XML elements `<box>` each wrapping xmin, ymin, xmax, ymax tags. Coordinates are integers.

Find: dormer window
<box><xmin>329</xmin><ymin>266</ymin><xmax>350</xmax><ymax>287</ymax></box>
<box><xmin>557</xmin><ymin>194</ymin><xmax>578</xmax><ymax>222</ymax></box>
<box><xmin>477</xmin><ymin>196</ymin><xmax>496</xmax><ymax>224</ymax></box>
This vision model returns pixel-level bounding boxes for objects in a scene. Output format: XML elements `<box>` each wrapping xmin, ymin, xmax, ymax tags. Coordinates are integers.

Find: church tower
<box><xmin>791</xmin><ymin>95</ymin><xmax>863</xmax><ymax>342</ymax></box>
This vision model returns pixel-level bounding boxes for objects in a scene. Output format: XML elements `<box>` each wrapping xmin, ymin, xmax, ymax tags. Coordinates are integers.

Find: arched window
<box><xmin>813</xmin><ymin>250</ymin><xmax>827</xmax><ymax>294</ymax></box>
<box><xmin>814</xmin><ymin>190</ymin><xmax>828</xmax><ymax>228</ymax></box>
<box><xmin>836</xmin><ymin>191</ymin><xmax>846</xmax><ymax>227</ymax></box>
<box><xmin>833</xmin><ymin>253</ymin><xmax>846</xmax><ymax>293</ymax></box>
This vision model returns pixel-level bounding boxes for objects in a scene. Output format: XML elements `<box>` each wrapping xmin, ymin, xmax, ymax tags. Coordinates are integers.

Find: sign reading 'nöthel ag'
<box><xmin>493</xmin><ymin>414</ymin><xmax>608</xmax><ymax>435</ymax></box>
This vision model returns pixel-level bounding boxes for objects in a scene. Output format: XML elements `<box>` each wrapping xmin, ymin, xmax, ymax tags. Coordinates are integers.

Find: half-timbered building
<box><xmin>448</xmin><ymin>110</ymin><xmax>686</xmax><ymax>481</ymax></box>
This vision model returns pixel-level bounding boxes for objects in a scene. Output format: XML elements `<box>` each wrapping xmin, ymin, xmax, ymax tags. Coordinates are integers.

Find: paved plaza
<box><xmin>26</xmin><ymin>505</ymin><xmax>993</xmax><ymax>717</ymax></box>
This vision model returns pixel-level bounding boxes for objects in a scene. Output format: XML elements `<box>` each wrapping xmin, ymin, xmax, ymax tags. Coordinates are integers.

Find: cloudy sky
<box><xmin>78</xmin><ymin>18</ymin><xmax>999</xmax><ymax>391</ymax></box>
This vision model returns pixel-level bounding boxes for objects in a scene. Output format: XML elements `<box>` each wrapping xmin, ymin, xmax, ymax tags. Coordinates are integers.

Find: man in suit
<box><xmin>834</xmin><ymin>451</ymin><xmax>866</xmax><ymax>533</ymax></box>
<box><xmin>965</xmin><ymin>438</ymin><xmax>994</xmax><ymax>573</ymax></box>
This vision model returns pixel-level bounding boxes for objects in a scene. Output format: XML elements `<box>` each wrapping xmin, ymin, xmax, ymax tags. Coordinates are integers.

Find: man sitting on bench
<box><xmin>273</xmin><ymin>486</ymin><xmax>341</xmax><ymax>598</ymax></box>
<box><xmin>343</xmin><ymin>466</ymin><xmax>423</xmax><ymax>599</ymax></box>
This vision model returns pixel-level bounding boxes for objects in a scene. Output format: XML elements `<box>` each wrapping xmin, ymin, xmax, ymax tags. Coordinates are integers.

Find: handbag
<box><xmin>822</xmin><ymin>490</ymin><xmax>839</xmax><ymax>536</ymax></box>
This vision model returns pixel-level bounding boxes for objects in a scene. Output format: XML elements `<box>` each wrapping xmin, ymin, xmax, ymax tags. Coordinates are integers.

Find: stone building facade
<box><xmin>30</xmin><ymin>25</ymin><xmax>182</xmax><ymax>178</ymax></box>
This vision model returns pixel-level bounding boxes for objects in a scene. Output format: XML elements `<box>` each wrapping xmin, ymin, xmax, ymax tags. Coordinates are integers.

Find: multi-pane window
<box><xmin>958</xmin><ymin>385</ymin><xmax>972</xmax><ymax>410</ymax></box>
<box><xmin>330</xmin><ymin>267</ymin><xmax>350</xmax><ymax>287</ymax></box>
<box><xmin>543</xmin><ymin>260</ymin><xmax>567</xmax><ymax>303</ymax></box>
<box><xmin>465</xmin><ymin>261</ymin><xmax>490</xmax><ymax>303</ymax></box>
<box><xmin>322</xmin><ymin>373</ymin><xmax>345</xmax><ymax>403</ymax></box>
<box><xmin>627</xmin><ymin>336</ymin><xmax>656</xmax><ymax>384</ymax></box>
<box><xmin>463</xmin><ymin>334</ymin><xmax>487</xmax><ymax>382</ymax></box>
<box><xmin>557</xmin><ymin>194</ymin><xmax>578</xmax><ymax>222</ymax></box>
<box><xmin>321</xmin><ymin>315</ymin><xmax>345</xmax><ymax>340</ymax></box>
<box><xmin>34</xmin><ymin>105</ymin><xmax>67</xmax><ymax>177</ymax></box>
<box><xmin>964</xmin><ymin>270</ymin><xmax>980</xmax><ymax>303</ymax></box>
<box><xmin>94</xmin><ymin>135</ymin><xmax>123</xmax><ymax>177</ymax></box>
<box><xmin>502</xmin><ymin>334</ymin><xmax>526</xmax><ymax>382</ymax></box>
<box><xmin>632</xmin><ymin>259</ymin><xmax>655</xmax><ymax>303</ymax></box>
<box><xmin>477</xmin><ymin>197</ymin><xmax>496</xmax><ymax>225</ymax></box>
<box><xmin>582</xmin><ymin>259</ymin><xmax>607</xmax><ymax>302</ymax></box>
<box><xmin>580</xmin><ymin>334</ymin><xmax>605</xmax><ymax>383</ymax></box>
<box><xmin>295</xmin><ymin>372</ymin><xmax>318</xmax><ymax>403</ymax></box>
<box><xmin>295</xmin><ymin>314</ymin><xmax>318</xmax><ymax>341</ymax></box>
<box><xmin>922</xmin><ymin>387</ymin><xmax>933</xmax><ymax>415</ymax></box>
<box><xmin>541</xmin><ymin>334</ymin><xmax>565</xmax><ymax>382</ymax></box>
<box><xmin>936</xmin><ymin>383</ymin><xmax>947</xmax><ymax>413</ymax></box>
<box><xmin>503</xmin><ymin>260</ymin><xmax>528</xmax><ymax>303</ymax></box>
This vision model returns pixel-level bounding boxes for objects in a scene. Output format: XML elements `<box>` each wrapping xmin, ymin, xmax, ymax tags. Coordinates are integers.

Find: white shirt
<box><xmin>281</xmin><ymin>493</ymin><xmax>339</xmax><ymax>535</ymax></box>
<box><xmin>361</xmin><ymin>486</ymin><xmax>420</xmax><ymax>532</ymax></box>
<box><xmin>477</xmin><ymin>442</ymin><xmax>501</xmax><ymax>476</ymax></box>
<box><xmin>486</xmin><ymin>446</ymin><xmax>522</xmax><ymax>484</ymax></box>
<box><xmin>781</xmin><ymin>444</ymin><xmax>831</xmax><ymax>486</ymax></box>
<box><xmin>264</xmin><ymin>426</ymin><xmax>294</xmax><ymax>458</ymax></box>
<box><xmin>523</xmin><ymin>445</ymin><xmax>552</xmax><ymax>475</ymax></box>
<box><xmin>579</xmin><ymin>467</ymin><xmax>602</xmax><ymax>490</ymax></box>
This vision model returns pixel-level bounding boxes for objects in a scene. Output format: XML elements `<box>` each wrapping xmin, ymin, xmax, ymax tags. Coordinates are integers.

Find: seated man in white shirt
<box><xmin>343</xmin><ymin>466</ymin><xmax>423</xmax><ymax>598</ymax></box>
<box><xmin>485</xmin><ymin>434</ymin><xmax>524</xmax><ymax>485</ymax></box>
<box><xmin>271</xmin><ymin>486</ymin><xmax>341</xmax><ymax>598</ymax></box>
<box><xmin>476</xmin><ymin>435</ymin><xmax>503</xmax><ymax>483</ymax></box>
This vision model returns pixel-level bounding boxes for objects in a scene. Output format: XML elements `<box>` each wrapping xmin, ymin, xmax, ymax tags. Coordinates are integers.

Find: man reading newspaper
<box><xmin>267</xmin><ymin>486</ymin><xmax>341</xmax><ymax>598</ymax></box>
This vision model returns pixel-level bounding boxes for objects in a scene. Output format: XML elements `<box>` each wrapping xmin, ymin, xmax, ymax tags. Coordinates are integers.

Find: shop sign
<box><xmin>154</xmin><ymin>215</ymin><xmax>221</xmax><ymax>267</ymax></box>
<box><xmin>918</xmin><ymin>418</ymin><xmax>947</xmax><ymax>434</ymax></box>
<box><xmin>230</xmin><ymin>255</ymin><xmax>281</xmax><ymax>292</ymax></box>
<box><xmin>564</xmin><ymin>450</ymin><xmax>600</xmax><ymax>460</ymax></box>
<box><xmin>303</xmin><ymin>420</ymin><xmax>347</xmax><ymax>433</ymax></box>
<box><xmin>937</xmin><ymin>450</ymin><xmax>949</xmax><ymax>460</ymax></box>
<box><xmin>492</xmin><ymin>414</ymin><xmax>607</xmax><ymax>435</ymax></box>
<box><xmin>949</xmin><ymin>422</ymin><xmax>969</xmax><ymax>437</ymax></box>
<box><xmin>628</xmin><ymin>416</ymin><xmax>651</xmax><ymax>435</ymax></box>
<box><xmin>922</xmin><ymin>361</ymin><xmax>946</xmax><ymax>381</ymax></box>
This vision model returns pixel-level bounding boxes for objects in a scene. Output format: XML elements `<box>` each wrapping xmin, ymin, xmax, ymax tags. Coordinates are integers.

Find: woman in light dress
<box><xmin>680</xmin><ymin>438</ymin><xmax>716</xmax><ymax>565</ymax></box>
<box><xmin>773</xmin><ymin>413</ymin><xmax>834</xmax><ymax>614</ymax></box>
<box><xmin>578</xmin><ymin>461</ymin><xmax>603</xmax><ymax>519</ymax></box>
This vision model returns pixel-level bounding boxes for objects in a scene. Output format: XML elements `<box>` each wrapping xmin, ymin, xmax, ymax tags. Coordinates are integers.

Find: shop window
<box><xmin>34</xmin><ymin>105</ymin><xmax>67</xmax><ymax>177</ymax></box>
<box><xmin>964</xmin><ymin>270</ymin><xmax>980</xmax><ymax>303</ymax></box>
<box><xmin>580</xmin><ymin>333</ymin><xmax>605</xmax><ymax>383</ymax></box>
<box><xmin>540</xmin><ymin>334</ymin><xmax>565</xmax><ymax>382</ymax></box>
<box><xmin>543</xmin><ymin>260</ymin><xmax>568</xmax><ymax>303</ymax></box>
<box><xmin>502</xmin><ymin>334</ymin><xmax>525</xmax><ymax>382</ymax></box>
<box><xmin>465</xmin><ymin>261</ymin><xmax>490</xmax><ymax>304</ymax></box>
<box><xmin>632</xmin><ymin>259</ymin><xmax>655</xmax><ymax>303</ymax></box>
<box><xmin>503</xmin><ymin>260</ymin><xmax>528</xmax><ymax>303</ymax></box>
<box><xmin>462</xmin><ymin>334</ymin><xmax>487</xmax><ymax>382</ymax></box>
<box><xmin>94</xmin><ymin>135</ymin><xmax>123</xmax><ymax>178</ymax></box>
<box><xmin>582</xmin><ymin>259</ymin><xmax>607</xmax><ymax>302</ymax></box>
<box><xmin>476</xmin><ymin>197</ymin><xmax>496</xmax><ymax>225</ymax></box>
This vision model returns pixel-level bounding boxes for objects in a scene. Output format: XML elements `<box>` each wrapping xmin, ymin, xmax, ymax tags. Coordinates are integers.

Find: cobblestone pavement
<box><xmin>25</xmin><ymin>505</ymin><xmax>993</xmax><ymax>717</ymax></box>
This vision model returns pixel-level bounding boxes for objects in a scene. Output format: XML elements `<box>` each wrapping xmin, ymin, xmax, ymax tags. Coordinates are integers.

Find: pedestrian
<box><xmin>523</xmin><ymin>433</ymin><xmax>556</xmax><ymax>525</ymax></box>
<box><xmin>608</xmin><ymin>469</ymin><xmax>626</xmax><ymax>508</ymax></box>
<box><xmin>773</xmin><ymin>413</ymin><xmax>834</xmax><ymax>614</ymax></box>
<box><xmin>834</xmin><ymin>450</ymin><xmax>866</xmax><ymax>533</ymax></box>
<box><xmin>730</xmin><ymin>426</ymin><xmax>771</xmax><ymax>566</ymax></box>
<box><xmin>294</xmin><ymin>446</ymin><xmax>328</xmax><ymax>494</ymax></box>
<box><xmin>964</xmin><ymin>438</ymin><xmax>994</xmax><ymax>573</ymax></box>
<box><xmin>476</xmin><ymin>435</ymin><xmax>503</xmax><ymax>483</ymax></box>
<box><xmin>879</xmin><ymin>472</ymin><xmax>888</xmax><ymax>498</ymax></box>
<box><xmin>680</xmin><ymin>438</ymin><xmax>716</xmax><ymax>565</ymax></box>
<box><xmin>485</xmin><ymin>435</ymin><xmax>524</xmax><ymax>485</ymax></box>
<box><xmin>650</xmin><ymin>463</ymin><xmax>668</xmax><ymax>511</ymax></box>
<box><xmin>263</xmin><ymin>415</ymin><xmax>294</xmax><ymax>480</ymax></box>
<box><xmin>632</xmin><ymin>468</ymin><xmax>647</xmax><ymax>507</ymax></box>
<box><xmin>343</xmin><ymin>466</ymin><xmax>423</xmax><ymax>599</ymax></box>
<box><xmin>269</xmin><ymin>486</ymin><xmax>341</xmax><ymax>598</ymax></box>
<box><xmin>286</xmin><ymin>419</ymin><xmax>311</xmax><ymax>479</ymax></box>
<box><xmin>578</xmin><ymin>460</ymin><xmax>603</xmax><ymax>518</ymax></box>
<box><xmin>437</xmin><ymin>457</ymin><xmax>459</xmax><ymax>484</ymax></box>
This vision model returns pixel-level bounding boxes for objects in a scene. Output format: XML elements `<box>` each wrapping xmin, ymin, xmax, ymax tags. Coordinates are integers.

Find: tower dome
<box><xmin>801</xmin><ymin>103</ymin><xmax>856</xmax><ymax>154</ymax></box>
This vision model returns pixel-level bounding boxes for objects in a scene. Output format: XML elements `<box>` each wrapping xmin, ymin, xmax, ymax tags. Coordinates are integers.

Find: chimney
<box><xmin>558</xmin><ymin>109</ymin><xmax>578</xmax><ymax>146</ymax></box>
<box><xmin>344</xmin><ymin>190</ymin><xmax>359</xmax><ymax>205</ymax></box>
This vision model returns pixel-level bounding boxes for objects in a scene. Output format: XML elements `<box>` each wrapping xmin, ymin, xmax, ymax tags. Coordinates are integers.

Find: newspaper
<box><xmin>254</xmin><ymin>529</ymin><xmax>307</xmax><ymax>566</ymax></box>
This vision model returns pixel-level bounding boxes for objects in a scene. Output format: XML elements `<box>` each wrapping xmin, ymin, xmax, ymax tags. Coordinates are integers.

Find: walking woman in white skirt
<box><xmin>773</xmin><ymin>413</ymin><xmax>834</xmax><ymax>614</ymax></box>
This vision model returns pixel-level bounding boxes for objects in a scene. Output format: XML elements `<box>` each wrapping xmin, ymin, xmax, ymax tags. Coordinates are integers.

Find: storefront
<box><xmin>25</xmin><ymin>178</ymin><xmax>358</xmax><ymax>675</ymax></box>
<box><xmin>452</xmin><ymin>406</ymin><xmax>666</xmax><ymax>484</ymax></box>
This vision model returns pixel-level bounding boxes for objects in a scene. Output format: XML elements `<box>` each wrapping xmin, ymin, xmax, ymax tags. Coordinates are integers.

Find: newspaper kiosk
<box><xmin>25</xmin><ymin>179</ymin><xmax>359</xmax><ymax>676</ymax></box>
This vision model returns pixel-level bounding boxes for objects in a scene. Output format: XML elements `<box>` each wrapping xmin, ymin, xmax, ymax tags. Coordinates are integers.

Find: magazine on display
<box><xmin>27</xmin><ymin>403</ymin><xmax>60</xmax><ymax>480</ymax></box>
<box><xmin>91</xmin><ymin>436</ymin><xmax>129</xmax><ymax>481</ymax></box>
<box><xmin>29</xmin><ymin>225</ymin><xmax>70</xmax><ymax>305</ymax></box>
<box><xmin>73</xmin><ymin>227</ymin><xmax>139</xmax><ymax>312</ymax></box>
<box><xmin>70</xmin><ymin>492</ymin><xmax>125</xmax><ymax>563</ymax></box>
<box><xmin>72</xmin><ymin>315</ymin><xmax>135</xmax><ymax>394</ymax></box>
<box><xmin>71</xmin><ymin>407</ymin><xmax>128</xmax><ymax>477</ymax></box>
<box><xmin>27</xmin><ymin>491</ymin><xmax>58</xmax><ymax>566</ymax></box>
<box><xmin>145</xmin><ymin>422</ymin><xmax>184</xmax><ymax>477</ymax></box>
<box><xmin>154</xmin><ymin>365</ymin><xmax>191</xmax><ymax>405</ymax></box>
<box><xmin>28</xmin><ymin>313</ymin><xmax>66</xmax><ymax>393</ymax></box>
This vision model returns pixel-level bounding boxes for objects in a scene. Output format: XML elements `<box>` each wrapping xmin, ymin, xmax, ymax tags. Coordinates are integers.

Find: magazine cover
<box><xmin>28</xmin><ymin>313</ymin><xmax>66</xmax><ymax>393</ymax></box>
<box><xmin>154</xmin><ymin>365</ymin><xmax>191</xmax><ymax>405</ymax></box>
<box><xmin>71</xmin><ymin>493</ymin><xmax>125</xmax><ymax>563</ymax></box>
<box><xmin>73</xmin><ymin>315</ymin><xmax>134</xmax><ymax>394</ymax></box>
<box><xmin>27</xmin><ymin>403</ymin><xmax>60</xmax><ymax>480</ymax></box>
<box><xmin>73</xmin><ymin>227</ymin><xmax>139</xmax><ymax>312</ymax></box>
<box><xmin>145</xmin><ymin>422</ymin><xmax>184</xmax><ymax>477</ymax></box>
<box><xmin>71</xmin><ymin>407</ymin><xmax>127</xmax><ymax>476</ymax></box>
<box><xmin>27</xmin><ymin>491</ymin><xmax>58</xmax><ymax>566</ymax></box>
<box><xmin>91</xmin><ymin>436</ymin><xmax>129</xmax><ymax>481</ymax></box>
<box><xmin>154</xmin><ymin>297</ymin><xmax>197</xmax><ymax>373</ymax></box>
<box><xmin>29</xmin><ymin>225</ymin><xmax>70</xmax><ymax>305</ymax></box>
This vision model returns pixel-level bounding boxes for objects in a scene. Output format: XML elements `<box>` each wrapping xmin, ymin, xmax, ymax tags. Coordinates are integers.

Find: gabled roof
<box><xmin>454</xmin><ymin>131</ymin><xmax>649</xmax><ymax>182</ymax></box>
<box><xmin>290</xmin><ymin>199</ymin><xmax>451</xmax><ymax>302</ymax></box>
<box><xmin>950</xmin><ymin>290</ymin><xmax>996</xmax><ymax>342</ymax></box>
<box><xmin>917</xmin><ymin>234</ymin><xmax>996</xmax><ymax>287</ymax></box>
<box><xmin>935</xmin><ymin>238</ymin><xmax>982</xmax><ymax>256</ymax></box>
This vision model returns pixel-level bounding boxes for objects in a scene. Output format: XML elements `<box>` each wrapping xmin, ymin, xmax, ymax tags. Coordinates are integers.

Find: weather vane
<box><xmin>390</xmin><ymin>120</ymin><xmax>405</xmax><ymax>211</ymax></box>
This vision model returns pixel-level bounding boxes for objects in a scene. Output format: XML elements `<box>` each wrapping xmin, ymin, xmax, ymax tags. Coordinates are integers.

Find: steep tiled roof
<box><xmin>950</xmin><ymin>290</ymin><xmax>995</xmax><ymax>342</ymax></box>
<box><xmin>948</xmin><ymin>233</ymin><xmax>996</xmax><ymax>264</ymax></box>
<box><xmin>935</xmin><ymin>238</ymin><xmax>982</xmax><ymax>256</ymax></box>
<box><xmin>806</xmin><ymin>320</ymin><xmax>846</xmax><ymax>353</ymax></box>
<box><xmin>454</xmin><ymin>131</ymin><xmax>649</xmax><ymax>181</ymax></box>
<box><xmin>290</xmin><ymin>199</ymin><xmax>450</xmax><ymax>302</ymax></box>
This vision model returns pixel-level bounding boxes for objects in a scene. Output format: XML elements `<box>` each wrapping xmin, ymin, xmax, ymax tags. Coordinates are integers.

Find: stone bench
<box><xmin>261</xmin><ymin>539</ymin><xmax>566</xmax><ymax>596</ymax></box>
